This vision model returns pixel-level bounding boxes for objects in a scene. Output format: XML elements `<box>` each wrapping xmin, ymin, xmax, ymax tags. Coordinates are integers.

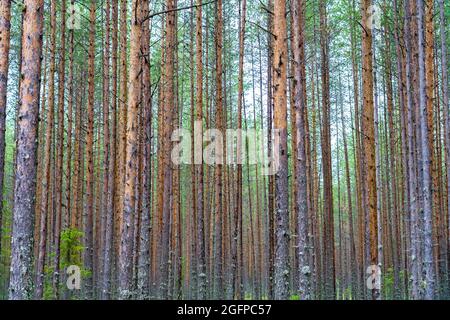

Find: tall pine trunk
<box><xmin>292</xmin><ymin>0</ymin><xmax>310</xmax><ymax>300</ymax></box>
<box><xmin>84</xmin><ymin>0</ymin><xmax>96</xmax><ymax>299</ymax></box>
<box><xmin>9</xmin><ymin>0</ymin><xmax>44</xmax><ymax>300</ymax></box>
<box><xmin>119</xmin><ymin>0</ymin><xmax>142</xmax><ymax>299</ymax></box>
<box><xmin>273</xmin><ymin>0</ymin><xmax>290</xmax><ymax>300</ymax></box>
<box><xmin>361</xmin><ymin>0</ymin><xmax>379</xmax><ymax>300</ymax></box>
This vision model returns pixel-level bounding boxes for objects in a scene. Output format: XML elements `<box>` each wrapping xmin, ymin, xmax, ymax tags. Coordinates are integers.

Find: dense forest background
<box><xmin>0</xmin><ymin>0</ymin><xmax>449</xmax><ymax>300</ymax></box>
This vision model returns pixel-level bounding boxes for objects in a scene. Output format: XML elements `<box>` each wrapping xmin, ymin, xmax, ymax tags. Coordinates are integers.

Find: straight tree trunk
<box><xmin>384</xmin><ymin>24</ymin><xmax>401</xmax><ymax>299</ymax></box>
<box><xmin>231</xmin><ymin>0</ymin><xmax>246</xmax><ymax>300</ymax></box>
<box><xmin>137</xmin><ymin>0</ymin><xmax>152</xmax><ymax>300</ymax></box>
<box><xmin>53</xmin><ymin>0</ymin><xmax>66</xmax><ymax>298</ymax></box>
<box><xmin>189</xmin><ymin>1</ymin><xmax>198</xmax><ymax>300</ymax></box>
<box><xmin>158</xmin><ymin>0</ymin><xmax>175</xmax><ymax>298</ymax></box>
<box><xmin>0</xmin><ymin>0</ymin><xmax>11</xmax><ymax>258</ymax></box>
<box><xmin>35</xmin><ymin>0</ymin><xmax>57</xmax><ymax>299</ymax></box>
<box><xmin>266</xmin><ymin>0</ymin><xmax>275</xmax><ymax>300</ymax></box>
<box><xmin>65</xmin><ymin>0</ymin><xmax>75</xmax><ymax>230</ymax></box>
<box><xmin>195</xmin><ymin>0</ymin><xmax>207</xmax><ymax>300</ymax></box>
<box><xmin>438</xmin><ymin>0</ymin><xmax>450</xmax><ymax>300</ymax></box>
<box><xmin>9</xmin><ymin>0</ymin><xmax>44</xmax><ymax>300</ymax></box>
<box><xmin>116</xmin><ymin>0</ymin><xmax>128</xmax><ymax>259</ymax></box>
<box><xmin>213</xmin><ymin>0</ymin><xmax>224</xmax><ymax>300</ymax></box>
<box><xmin>154</xmin><ymin>15</ymin><xmax>166</xmax><ymax>295</ymax></box>
<box><xmin>404</xmin><ymin>0</ymin><xmax>421</xmax><ymax>299</ymax></box>
<box><xmin>416</xmin><ymin>0</ymin><xmax>435</xmax><ymax>299</ymax></box>
<box><xmin>119</xmin><ymin>0</ymin><xmax>142</xmax><ymax>299</ymax></box>
<box><xmin>361</xmin><ymin>0</ymin><xmax>379</xmax><ymax>300</ymax></box>
<box><xmin>84</xmin><ymin>0</ymin><xmax>97</xmax><ymax>299</ymax></box>
<box><xmin>319</xmin><ymin>0</ymin><xmax>335</xmax><ymax>300</ymax></box>
<box><xmin>424</xmin><ymin>1</ymin><xmax>440</xmax><ymax>295</ymax></box>
<box><xmin>71</xmin><ymin>69</ymin><xmax>84</xmax><ymax>230</ymax></box>
<box><xmin>273</xmin><ymin>0</ymin><xmax>290</xmax><ymax>300</ymax></box>
<box><xmin>349</xmin><ymin>0</ymin><xmax>364</xmax><ymax>299</ymax></box>
<box><xmin>292</xmin><ymin>0</ymin><xmax>310</xmax><ymax>300</ymax></box>
<box><xmin>393</xmin><ymin>0</ymin><xmax>410</xmax><ymax>298</ymax></box>
<box><xmin>101</xmin><ymin>0</ymin><xmax>112</xmax><ymax>300</ymax></box>
<box><xmin>34</xmin><ymin>39</ymin><xmax>48</xmax><ymax>263</ymax></box>
<box><xmin>103</xmin><ymin>0</ymin><xmax>119</xmax><ymax>299</ymax></box>
<box><xmin>341</xmin><ymin>79</ymin><xmax>357</xmax><ymax>300</ymax></box>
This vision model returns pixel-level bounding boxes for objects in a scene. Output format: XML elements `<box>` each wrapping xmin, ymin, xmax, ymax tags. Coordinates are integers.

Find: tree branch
<box><xmin>142</xmin><ymin>0</ymin><xmax>217</xmax><ymax>23</ymax></box>
<box><xmin>250</xmin><ymin>21</ymin><xmax>276</xmax><ymax>39</ymax></box>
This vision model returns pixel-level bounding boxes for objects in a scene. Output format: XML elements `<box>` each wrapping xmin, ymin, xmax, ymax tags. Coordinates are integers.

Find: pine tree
<box><xmin>9</xmin><ymin>0</ymin><xmax>45</xmax><ymax>300</ymax></box>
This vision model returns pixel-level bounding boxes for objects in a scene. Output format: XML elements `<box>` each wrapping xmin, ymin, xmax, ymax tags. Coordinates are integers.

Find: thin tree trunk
<box><xmin>103</xmin><ymin>0</ymin><xmax>119</xmax><ymax>299</ymax></box>
<box><xmin>0</xmin><ymin>0</ymin><xmax>11</xmax><ymax>258</ymax></box>
<box><xmin>116</xmin><ymin>0</ymin><xmax>128</xmax><ymax>262</ymax></box>
<box><xmin>213</xmin><ymin>0</ymin><xmax>224</xmax><ymax>299</ymax></box>
<box><xmin>101</xmin><ymin>0</ymin><xmax>112</xmax><ymax>300</ymax></box>
<box><xmin>341</xmin><ymin>78</ymin><xmax>357</xmax><ymax>300</ymax></box>
<box><xmin>384</xmin><ymin>24</ymin><xmax>401</xmax><ymax>300</ymax></box>
<box><xmin>53</xmin><ymin>0</ymin><xmax>66</xmax><ymax>298</ymax></box>
<box><xmin>84</xmin><ymin>0</ymin><xmax>97</xmax><ymax>299</ymax></box>
<box><xmin>35</xmin><ymin>0</ymin><xmax>57</xmax><ymax>299</ymax></box>
<box><xmin>292</xmin><ymin>0</ymin><xmax>310</xmax><ymax>300</ymax></box>
<box><xmin>438</xmin><ymin>0</ymin><xmax>450</xmax><ymax>300</ymax></box>
<box><xmin>65</xmin><ymin>1</ymin><xmax>75</xmax><ymax>231</ymax></box>
<box><xmin>137</xmin><ymin>0</ymin><xmax>152</xmax><ymax>300</ymax></box>
<box><xmin>319</xmin><ymin>0</ymin><xmax>335</xmax><ymax>300</ymax></box>
<box><xmin>195</xmin><ymin>0</ymin><xmax>207</xmax><ymax>300</ymax></box>
<box><xmin>231</xmin><ymin>0</ymin><xmax>246</xmax><ymax>300</ymax></box>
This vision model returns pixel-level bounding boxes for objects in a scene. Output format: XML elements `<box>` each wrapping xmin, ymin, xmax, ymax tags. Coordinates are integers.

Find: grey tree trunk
<box><xmin>416</xmin><ymin>0</ymin><xmax>435</xmax><ymax>299</ymax></box>
<box><xmin>137</xmin><ymin>0</ymin><xmax>152</xmax><ymax>300</ymax></box>
<box><xmin>292</xmin><ymin>0</ymin><xmax>310</xmax><ymax>300</ymax></box>
<box><xmin>9</xmin><ymin>0</ymin><xmax>44</xmax><ymax>300</ymax></box>
<box><xmin>101</xmin><ymin>0</ymin><xmax>112</xmax><ymax>300</ymax></box>
<box><xmin>404</xmin><ymin>0</ymin><xmax>420</xmax><ymax>299</ymax></box>
<box><xmin>102</xmin><ymin>0</ymin><xmax>119</xmax><ymax>300</ymax></box>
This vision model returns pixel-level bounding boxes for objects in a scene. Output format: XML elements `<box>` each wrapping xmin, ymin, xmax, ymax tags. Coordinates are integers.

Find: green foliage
<box><xmin>60</xmin><ymin>228</ymin><xmax>91</xmax><ymax>279</ymax></box>
<box><xmin>381</xmin><ymin>268</ymin><xmax>408</xmax><ymax>299</ymax></box>
<box><xmin>342</xmin><ymin>287</ymin><xmax>353</xmax><ymax>300</ymax></box>
<box><xmin>60</xmin><ymin>228</ymin><xmax>84</xmax><ymax>268</ymax></box>
<box><xmin>43</xmin><ymin>264</ymin><xmax>55</xmax><ymax>300</ymax></box>
<box><xmin>0</xmin><ymin>201</ymin><xmax>11</xmax><ymax>299</ymax></box>
<box><xmin>383</xmin><ymin>268</ymin><xmax>394</xmax><ymax>299</ymax></box>
<box><xmin>244</xmin><ymin>293</ymin><xmax>253</xmax><ymax>300</ymax></box>
<box><xmin>40</xmin><ymin>228</ymin><xmax>90</xmax><ymax>300</ymax></box>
